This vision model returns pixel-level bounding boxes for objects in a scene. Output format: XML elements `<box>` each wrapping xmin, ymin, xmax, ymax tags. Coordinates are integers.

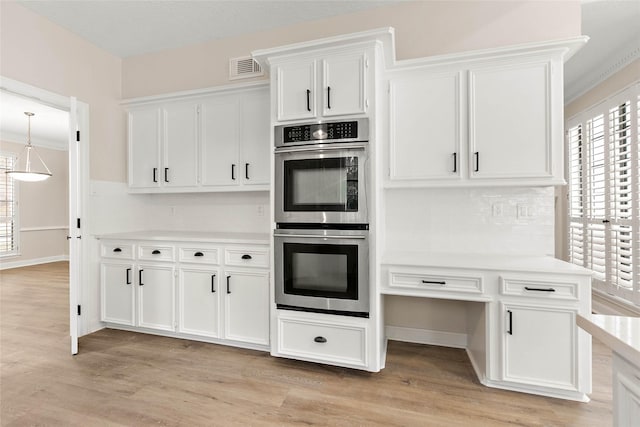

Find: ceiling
<box><xmin>2</xmin><ymin>0</ymin><xmax>638</xmax><ymax>145</ymax></box>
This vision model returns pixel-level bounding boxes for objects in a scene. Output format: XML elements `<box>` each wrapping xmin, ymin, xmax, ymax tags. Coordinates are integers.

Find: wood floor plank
<box><xmin>1</xmin><ymin>262</ymin><xmax>613</xmax><ymax>426</ymax></box>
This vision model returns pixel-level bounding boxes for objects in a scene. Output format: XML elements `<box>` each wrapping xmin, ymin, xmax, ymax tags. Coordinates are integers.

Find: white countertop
<box><xmin>382</xmin><ymin>251</ymin><xmax>594</xmax><ymax>276</ymax></box>
<box><xmin>577</xmin><ymin>314</ymin><xmax>640</xmax><ymax>366</ymax></box>
<box><xmin>96</xmin><ymin>230</ymin><xmax>270</xmax><ymax>245</ymax></box>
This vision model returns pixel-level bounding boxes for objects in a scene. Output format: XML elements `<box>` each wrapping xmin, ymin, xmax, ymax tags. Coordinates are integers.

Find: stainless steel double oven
<box><xmin>274</xmin><ymin>118</ymin><xmax>370</xmax><ymax>317</ymax></box>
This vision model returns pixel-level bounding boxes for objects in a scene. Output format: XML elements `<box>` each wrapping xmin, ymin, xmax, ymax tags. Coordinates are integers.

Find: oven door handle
<box><xmin>274</xmin><ymin>143</ymin><xmax>367</xmax><ymax>154</ymax></box>
<box><xmin>274</xmin><ymin>233</ymin><xmax>366</xmax><ymax>240</ymax></box>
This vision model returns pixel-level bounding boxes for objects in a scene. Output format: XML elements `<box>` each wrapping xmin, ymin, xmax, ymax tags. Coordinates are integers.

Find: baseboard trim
<box><xmin>385</xmin><ymin>325</ymin><xmax>467</xmax><ymax>349</ymax></box>
<box><xmin>0</xmin><ymin>255</ymin><xmax>69</xmax><ymax>270</ymax></box>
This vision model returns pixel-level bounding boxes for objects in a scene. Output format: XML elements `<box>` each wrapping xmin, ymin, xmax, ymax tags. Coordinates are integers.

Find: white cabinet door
<box><xmin>223</xmin><ymin>270</ymin><xmax>269</xmax><ymax>346</ymax></box>
<box><xmin>469</xmin><ymin>61</ymin><xmax>552</xmax><ymax>180</ymax></box>
<box><xmin>163</xmin><ymin>102</ymin><xmax>199</xmax><ymax>188</ymax></box>
<box><xmin>101</xmin><ymin>262</ymin><xmax>135</xmax><ymax>326</ymax></box>
<box><xmin>389</xmin><ymin>71</ymin><xmax>462</xmax><ymax>181</ymax></box>
<box><xmin>276</xmin><ymin>60</ymin><xmax>316</xmax><ymax>121</ymax></box>
<box><xmin>240</xmin><ymin>91</ymin><xmax>270</xmax><ymax>186</ymax></box>
<box><xmin>129</xmin><ymin>108</ymin><xmax>160</xmax><ymax>188</ymax></box>
<box><xmin>501</xmin><ymin>302</ymin><xmax>577</xmax><ymax>391</ymax></box>
<box><xmin>178</xmin><ymin>268</ymin><xmax>220</xmax><ymax>338</ymax></box>
<box><xmin>137</xmin><ymin>264</ymin><xmax>175</xmax><ymax>332</ymax></box>
<box><xmin>201</xmin><ymin>97</ymin><xmax>240</xmax><ymax>186</ymax></box>
<box><xmin>322</xmin><ymin>52</ymin><xmax>366</xmax><ymax>117</ymax></box>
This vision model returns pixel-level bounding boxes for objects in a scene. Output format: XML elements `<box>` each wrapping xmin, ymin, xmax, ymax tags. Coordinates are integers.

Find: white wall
<box><xmin>0</xmin><ymin>140</ymin><xmax>69</xmax><ymax>269</ymax></box>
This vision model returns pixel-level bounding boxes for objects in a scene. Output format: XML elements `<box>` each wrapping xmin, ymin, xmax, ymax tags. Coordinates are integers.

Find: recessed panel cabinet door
<box><xmin>469</xmin><ymin>61</ymin><xmax>552</xmax><ymax>179</ymax></box>
<box><xmin>224</xmin><ymin>270</ymin><xmax>269</xmax><ymax>346</ymax></box>
<box><xmin>163</xmin><ymin>102</ymin><xmax>199</xmax><ymax>188</ymax></box>
<box><xmin>137</xmin><ymin>265</ymin><xmax>175</xmax><ymax>332</ymax></box>
<box><xmin>201</xmin><ymin>97</ymin><xmax>240</xmax><ymax>186</ymax></box>
<box><xmin>129</xmin><ymin>108</ymin><xmax>160</xmax><ymax>188</ymax></box>
<box><xmin>276</xmin><ymin>60</ymin><xmax>316</xmax><ymax>121</ymax></box>
<box><xmin>389</xmin><ymin>72</ymin><xmax>462</xmax><ymax>181</ymax></box>
<box><xmin>240</xmin><ymin>91</ymin><xmax>270</xmax><ymax>185</ymax></box>
<box><xmin>178</xmin><ymin>268</ymin><xmax>220</xmax><ymax>338</ymax></box>
<box><xmin>101</xmin><ymin>262</ymin><xmax>135</xmax><ymax>326</ymax></box>
<box><xmin>322</xmin><ymin>53</ymin><xmax>366</xmax><ymax>117</ymax></box>
<box><xmin>502</xmin><ymin>303</ymin><xmax>577</xmax><ymax>391</ymax></box>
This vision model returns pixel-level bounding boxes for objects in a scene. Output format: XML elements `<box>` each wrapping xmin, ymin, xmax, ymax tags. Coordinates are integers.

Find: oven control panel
<box><xmin>276</xmin><ymin>119</ymin><xmax>368</xmax><ymax>147</ymax></box>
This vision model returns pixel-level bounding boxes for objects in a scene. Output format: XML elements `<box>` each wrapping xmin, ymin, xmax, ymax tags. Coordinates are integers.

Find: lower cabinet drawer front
<box><xmin>101</xmin><ymin>242</ymin><xmax>134</xmax><ymax>260</ymax></box>
<box><xmin>225</xmin><ymin>247</ymin><xmax>269</xmax><ymax>268</ymax></box>
<box><xmin>389</xmin><ymin>270</ymin><xmax>483</xmax><ymax>294</ymax></box>
<box><xmin>278</xmin><ymin>318</ymin><xmax>367</xmax><ymax>367</ymax></box>
<box><xmin>500</xmin><ymin>277</ymin><xmax>579</xmax><ymax>301</ymax></box>
<box><xmin>178</xmin><ymin>247</ymin><xmax>220</xmax><ymax>265</ymax></box>
<box><xmin>138</xmin><ymin>245</ymin><xmax>175</xmax><ymax>262</ymax></box>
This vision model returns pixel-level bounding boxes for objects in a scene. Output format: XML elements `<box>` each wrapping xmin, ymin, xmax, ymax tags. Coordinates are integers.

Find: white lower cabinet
<box><xmin>224</xmin><ymin>270</ymin><xmax>269</xmax><ymax>346</ymax></box>
<box><xmin>500</xmin><ymin>302</ymin><xmax>577</xmax><ymax>391</ymax></box>
<box><xmin>100</xmin><ymin>237</ymin><xmax>269</xmax><ymax>351</ymax></box>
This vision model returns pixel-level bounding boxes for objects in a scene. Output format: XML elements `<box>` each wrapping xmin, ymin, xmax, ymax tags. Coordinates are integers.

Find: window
<box><xmin>567</xmin><ymin>83</ymin><xmax>640</xmax><ymax>308</ymax></box>
<box><xmin>0</xmin><ymin>153</ymin><xmax>18</xmax><ymax>257</ymax></box>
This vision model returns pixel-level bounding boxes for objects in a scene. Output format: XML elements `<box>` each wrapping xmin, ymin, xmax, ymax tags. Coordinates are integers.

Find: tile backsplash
<box><xmin>384</xmin><ymin>186</ymin><xmax>555</xmax><ymax>256</ymax></box>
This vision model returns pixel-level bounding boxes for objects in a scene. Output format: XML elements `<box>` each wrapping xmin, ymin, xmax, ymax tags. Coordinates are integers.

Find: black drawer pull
<box><xmin>164</xmin><ymin>167</ymin><xmax>169</xmax><ymax>183</ymax></box>
<box><xmin>474</xmin><ymin>152</ymin><xmax>480</xmax><ymax>172</ymax></box>
<box><xmin>314</xmin><ymin>336</ymin><xmax>327</xmax><ymax>344</ymax></box>
<box><xmin>153</xmin><ymin>167</ymin><xmax>157</xmax><ymax>183</ymax></box>
<box><xmin>452</xmin><ymin>152</ymin><xmax>457</xmax><ymax>173</ymax></box>
<box><xmin>194</xmin><ymin>252</ymin><xmax>204</xmax><ymax>257</ymax></box>
<box><xmin>421</xmin><ymin>280</ymin><xmax>446</xmax><ymax>285</ymax></box>
<box><xmin>113</xmin><ymin>248</ymin><xmax>122</xmax><ymax>253</ymax></box>
<box><xmin>507</xmin><ymin>310</ymin><xmax>513</xmax><ymax>335</ymax></box>
<box><xmin>152</xmin><ymin>249</ymin><xmax>161</xmax><ymax>255</ymax></box>
<box><xmin>241</xmin><ymin>254</ymin><xmax>252</xmax><ymax>260</ymax></box>
<box><xmin>211</xmin><ymin>274</ymin><xmax>216</xmax><ymax>293</ymax></box>
<box><xmin>226</xmin><ymin>275</ymin><xmax>231</xmax><ymax>294</ymax></box>
<box><xmin>524</xmin><ymin>286</ymin><xmax>556</xmax><ymax>292</ymax></box>
<box><xmin>126</xmin><ymin>268</ymin><xmax>131</xmax><ymax>285</ymax></box>
<box><xmin>139</xmin><ymin>269</ymin><xmax>144</xmax><ymax>286</ymax></box>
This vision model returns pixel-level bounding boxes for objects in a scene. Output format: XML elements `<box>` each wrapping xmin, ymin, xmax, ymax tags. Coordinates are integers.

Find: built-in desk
<box><xmin>577</xmin><ymin>314</ymin><xmax>640</xmax><ymax>426</ymax></box>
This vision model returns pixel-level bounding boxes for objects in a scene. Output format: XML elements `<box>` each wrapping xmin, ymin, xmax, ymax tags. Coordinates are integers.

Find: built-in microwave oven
<box><xmin>274</xmin><ymin>118</ymin><xmax>369</xmax><ymax>225</ymax></box>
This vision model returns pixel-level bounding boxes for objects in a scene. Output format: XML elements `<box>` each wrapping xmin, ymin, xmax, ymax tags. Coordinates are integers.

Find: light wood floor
<box><xmin>1</xmin><ymin>262</ymin><xmax>613</xmax><ymax>426</ymax></box>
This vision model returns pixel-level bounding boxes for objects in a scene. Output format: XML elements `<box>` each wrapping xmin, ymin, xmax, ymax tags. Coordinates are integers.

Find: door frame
<box><xmin>0</xmin><ymin>76</ymin><xmax>90</xmax><ymax>354</ymax></box>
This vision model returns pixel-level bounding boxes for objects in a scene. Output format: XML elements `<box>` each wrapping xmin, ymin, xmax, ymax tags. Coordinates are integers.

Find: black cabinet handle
<box><xmin>139</xmin><ymin>269</ymin><xmax>144</xmax><ymax>286</ymax></box>
<box><xmin>421</xmin><ymin>280</ymin><xmax>446</xmax><ymax>285</ymax></box>
<box><xmin>306</xmin><ymin>89</ymin><xmax>311</xmax><ymax>112</ymax></box>
<box><xmin>152</xmin><ymin>249</ymin><xmax>161</xmax><ymax>255</ymax></box>
<box><xmin>602</xmin><ymin>219</ymin><xmax>610</xmax><ymax>224</ymax></box>
<box><xmin>507</xmin><ymin>310</ymin><xmax>513</xmax><ymax>335</ymax></box>
<box><xmin>524</xmin><ymin>286</ymin><xmax>556</xmax><ymax>292</ymax></box>
<box><xmin>113</xmin><ymin>248</ymin><xmax>122</xmax><ymax>253</ymax></box>
<box><xmin>327</xmin><ymin>86</ymin><xmax>331</xmax><ymax>109</ymax></box>
<box><xmin>164</xmin><ymin>167</ymin><xmax>169</xmax><ymax>183</ymax></box>
<box><xmin>452</xmin><ymin>152</ymin><xmax>457</xmax><ymax>173</ymax></box>
<box><xmin>241</xmin><ymin>254</ymin><xmax>252</xmax><ymax>260</ymax></box>
<box><xmin>153</xmin><ymin>167</ymin><xmax>158</xmax><ymax>183</ymax></box>
<box><xmin>226</xmin><ymin>275</ymin><xmax>231</xmax><ymax>294</ymax></box>
<box><xmin>211</xmin><ymin>274</ymin><xmax>216</xmax><ymax>293</ymax></box>
<box><xmin>474</xmin><ymin>152</ymin><xmax>479</xmax><ymax>172</ymax></box>
<box><xmin>231</xmin><ymin>164</ymin><xmax>236</xmax><ymax>180</ymax></box>
<box><xmin>194</xmin><ymin>251</ymin><xmax>204</xmax><ymax>257</ymax></box>
<box><xmin>314</xmin><ymin>336</ymin><xmax>327</xmax><ymax>343</ymax></box>
<box><xmin>245</xmin><ymin>163</ymin><xmax>250</xmax><ymax>180</ymax></box>
<box><xmin>126</xmin><ymin>268</ymin><xmax>131</xmax><ymax>285</ymax></box>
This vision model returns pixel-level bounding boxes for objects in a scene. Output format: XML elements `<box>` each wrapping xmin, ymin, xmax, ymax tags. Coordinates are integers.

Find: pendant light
<box><xmin>5</xmin><ymin>112</ymin><xmax>52</xmax><ymax>182</ymax></box>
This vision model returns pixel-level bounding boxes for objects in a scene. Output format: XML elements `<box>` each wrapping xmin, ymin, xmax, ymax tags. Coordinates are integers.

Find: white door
<box><xmin>223</xmin><ymin>270</ymin><xmax>269</xmax><ymax>345</ymax></box>
<box><xmin>68</xmin><ymin>96</ymin><xmax>80</xmax><ymax>355</ymax></box>
<box><xmin>178</xmin><ymin>268</ymin><xmax>221</xmax><ymax>338</ymax></box>
<box><xmin>201</xmin><ymin>97</ymin><xmax>240</xmax><ymax>186</ymax></box>
<box><xmin>137</xmin><ymin>264</ymin><xmax>175</xmax><ymax>332</ymax></box>
<box><xmin>100</xmin><ymin>262</ymin><xmax>135</xmax><ymax>326</ymax></box>
<box><xmin>322</xmin><ymin>53</ymin><xmax>366</xmax><ymax>117</ymax></box>
<box><xmin>240</xmin><ymin>91</ymin><xmax>270</xmax><ymax>186</ymax></box>
<box><xmin>163</xmin><ymin>101</ymin><xmax>199</xmax><ymax>188</ymax></box>
<box><xmin>276</xmin><ymin>60</ymin><xmax>317</xmax><ymax>121</ymax></box>
<box><xmin>129</xmin><ymin>108</ymin><xmax>161</xmax><ymax>188</ymax></box>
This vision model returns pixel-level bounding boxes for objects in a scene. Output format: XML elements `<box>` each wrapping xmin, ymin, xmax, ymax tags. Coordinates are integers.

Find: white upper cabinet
<box><xmin>469</xmin><ymin>61</ymin><xmax>552</xmax><ymax>180</ymax></box>
<box><xmin>126</xmin><ymin>84</ymin><xmax>270</xmax><ymax>193</ymax></box>
<box><xmin>389</xmin><ymin>70</ymin><xmax>462</xmax><ymax>182</ymax></box>
<box><xmin>275</xmin><ymin>50</ymin><xmax>369</xmax><ymax>122</ymax></box>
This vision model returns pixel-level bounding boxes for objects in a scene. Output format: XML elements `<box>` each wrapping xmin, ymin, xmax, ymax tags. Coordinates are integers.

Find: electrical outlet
<box><xmin>492</xmin><ymin>203</ymin><xmax>504</xmax><ymax>217</ymax></box>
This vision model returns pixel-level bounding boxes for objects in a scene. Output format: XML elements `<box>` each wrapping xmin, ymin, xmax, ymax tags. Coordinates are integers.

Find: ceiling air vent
<box><xmin>229</xmin><ymin>56</ymin><xmax>263</xmax><ymax>80</ymax></box>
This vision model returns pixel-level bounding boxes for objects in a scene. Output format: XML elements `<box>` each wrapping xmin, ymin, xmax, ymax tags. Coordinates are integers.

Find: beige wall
<box><xmin>0</xmin><ymin>140</ymin><xmax>69</xmax><ymax>266</ymax></box>
<box><xmin>0</xmin><ymin>2</ymin><xmax>124</xmax><ymax>182</ymax></box>
<box><xmin>123</xmin><ymin>0</ymin><xmax>581</xmax><ymax>98</ymax></box>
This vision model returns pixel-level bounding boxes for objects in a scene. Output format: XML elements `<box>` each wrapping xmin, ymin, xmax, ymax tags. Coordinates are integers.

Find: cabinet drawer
<box><xmin>388</xmin><ymin>269</ymin><xmax>483</xmax><ymax>295</ymax></box>
<box><xmin>101</xmin><ymin>242</ymin><xmax>134</xmax><ymax>260</ymax></box>
<box><xmin>178</xmin><ymin>246</ymin><xmax>220</xmax><ymax>265</ymax></box>
<box><xmin>138</xmin><ymin>245</ymin><xmax>175</xmax><ymax>262</ymax></box>
<box><xmin>500</xmin><ymin>277</ymin><xmax>579</xmax><ymax>301</ymax></box>
<box><xmin>278</xmin><ymin>316</ymin><xmax>367</xmax><ymax>367</ymax></box>
<box><xmin>225</xmin><ymin>247</ymin><xmax>269</xmax><ymax>268</ymax></box>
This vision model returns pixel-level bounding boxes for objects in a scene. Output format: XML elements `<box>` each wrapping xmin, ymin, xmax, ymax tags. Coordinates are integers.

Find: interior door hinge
<box><xmin>77</xmin><ymin>218</ymin><xmax>81</xmax><ymax>229</ymax></box>
<box><xmin>76</xmin><ymin>130</ymin><xmax>80</xmax><ymax>142</ymax></box>
<box><xmin>77</xmin><ymin>305</ymin><xmax>81</xmax><ymax>316</ymax></box>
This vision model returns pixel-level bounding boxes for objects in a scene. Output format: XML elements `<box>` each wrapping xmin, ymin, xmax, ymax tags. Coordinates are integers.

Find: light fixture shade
<box><xmin>5</xmin><ymin>112</ymin><xmax>52</xmax><ymax>182</ymax></box>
